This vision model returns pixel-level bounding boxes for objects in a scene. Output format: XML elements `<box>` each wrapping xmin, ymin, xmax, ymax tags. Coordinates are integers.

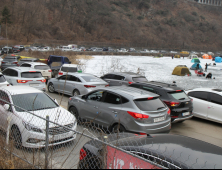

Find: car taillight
<box><xmin>164</xmin><ymin>101</ymin><xmax>180</xmax><ymax>107</ymax></box>
<box><xmin>127</xmin><ymin>111</ymin><xmax>149</xmax><ymax>119</ymax></box>
<box><xmin>2</xmin><ymin>62</ymin><xmax>5</xmax><ymax>64</ymax></box>
<box><xmin>17</xmin><ymin>80</ymin><xmax>32</xmax><ymax>83</ymax></box>
<box><xmin>167</xmin><ymin>109</ymin><xmax>171</xmax><ymax>115</ymax></box>
<box><xmin>13</xmin><ymin>62</ymin><xmax>18</xmax><ymax>64</ymax></box>
<box><xmin>48</xmin><ymin>70</ymin><xmax>52</xmax><ymax>72</ymax></box>
<box><xmin>139</xmin><ymin>133</ymin><xmax>147</xmax><ymax>135</ymax></box>
<box><xmin>7</xmin><ymin>84</ymin><xmax>10</xmax><ymax>86</ymax></box>
<box><xmin>58</xmin><ymin>72</ymin><xmax>63</xmax><ymax>75</ymax></box>
<box><xmin>84</xmin><ymin>85</ymin><xmax>96</xmax><ymax>88</ymax></box>
<box><xmin>171</xmin><ymin>116</ymin><xmax>178</xmax><ymax>118</ymax></box>
<box><xmin>38</xmin><ymin>79</ymin><xmax>46</xmax><ymax>83</ymax></box>
<box><xmin>80</xmin><ymin>148</ymin><xmax>87</xmax><ymax>161</ymax></box>
<box><xmin>105</xmin><ymin>85</ymin><xmax>109</xmax><ymax>87</ymax></box>
<box><xmin>128</xmin><ymin>82</ymin><xmax>133</xmax><ymax>85</ymax></box>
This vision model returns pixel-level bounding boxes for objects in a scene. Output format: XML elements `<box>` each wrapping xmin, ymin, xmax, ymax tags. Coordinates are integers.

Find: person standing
<box><xmin>205</xmin><ymin>63</ymin><xmax>208</xmax><ymax>72</ymax></box>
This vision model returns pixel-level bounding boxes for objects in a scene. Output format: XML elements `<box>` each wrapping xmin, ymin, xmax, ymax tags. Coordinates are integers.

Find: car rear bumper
<box><xmin>172</xmin><ymin>114</ymin><xmax>193</xmax><ymax>123</ymax></box>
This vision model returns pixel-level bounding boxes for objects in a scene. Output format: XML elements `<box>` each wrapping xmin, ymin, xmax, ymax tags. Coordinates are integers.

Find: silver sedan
<box><xmin>47</xmin><ymin>73</ymin><xmax>109</xmax><ymax>96</ymax></box>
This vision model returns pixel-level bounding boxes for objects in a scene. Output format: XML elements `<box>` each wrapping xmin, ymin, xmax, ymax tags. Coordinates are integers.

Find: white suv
<box><xmin>2</xmin><ymin>67</ymin><xmax>46</xmax><ymax>91</ymax></box>
<box><xmin>20</xmin><ymin>62</ymin><xmax>52</xmax><ymax>80</ymax></box>
<box><xmin>0</xmin><ymin>86</ymin><xmax>77</xmax><ymax>148</ymax></box>
<box><xmin>57</xmin><ymin>64</ymin><xmax>79</xmax><ymax>77</ymax></box>
<box><xmin>186</xmin><ymin>88</ymin><xmax>222</xmax><ymax>124</ymax></box>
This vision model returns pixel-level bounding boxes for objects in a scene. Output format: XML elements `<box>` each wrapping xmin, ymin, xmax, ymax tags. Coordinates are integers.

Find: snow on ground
<box><xmin>82</xmin><ymin>55</ymin><xmax>222</xmax><ymax>90</ymax></box>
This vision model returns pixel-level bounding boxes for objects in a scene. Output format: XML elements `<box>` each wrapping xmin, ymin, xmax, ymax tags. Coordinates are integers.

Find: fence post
<box><xmin>45</xmin><ymin>116</ymin><xmax>49</xmax><ymax>169</ymax></box>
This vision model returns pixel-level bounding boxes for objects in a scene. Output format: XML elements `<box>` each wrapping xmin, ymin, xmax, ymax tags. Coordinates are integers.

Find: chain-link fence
<box><xmin>0</xmin><ymin>88</ymin><xmax>220</xmax><ymax>169</ymax></box>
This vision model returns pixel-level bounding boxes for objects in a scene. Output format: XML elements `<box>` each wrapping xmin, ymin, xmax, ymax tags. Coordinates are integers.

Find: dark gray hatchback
<box><xmin>1</xmin><ymin>56</ymin><xmax>21</xmax><ymax>71</ymax></box>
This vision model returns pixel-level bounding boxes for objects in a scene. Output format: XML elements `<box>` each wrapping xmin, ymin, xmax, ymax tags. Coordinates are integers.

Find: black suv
<box><xmin>129</xmin><ymin>81</ymin><xmax>193</xmax><ymax>123</ymax></box>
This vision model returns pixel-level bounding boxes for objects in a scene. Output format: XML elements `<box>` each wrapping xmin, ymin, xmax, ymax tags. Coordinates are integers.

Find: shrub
<box><xmin>183</xmin><ymin>14</ymin><xmax>196</xmax><ymax>22</ymax></box>
<box><xmin>137</xmin><ymin>16</ymin><xmax>144</xmax><ymax>20</ymax></box>
<box><xmin>156</xmin><ymin>9</ymin><xmax>169</xmax><ymax>16</ymax></box>
<box><xmin>200</xmin><ymin>15</ymin><xmax>205</xmax><ymax>20</ymax></box>
<box><xmin>192</xmin><ymin>12</ymin><xmax>198</xmax><ymax>16</ymax></box>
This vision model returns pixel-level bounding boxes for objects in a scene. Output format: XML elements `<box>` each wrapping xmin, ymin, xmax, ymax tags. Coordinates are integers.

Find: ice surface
<box><xmin>81</xmin><ymin>56</ymin><xmax>222</xmax><ymax>91</ymax></box>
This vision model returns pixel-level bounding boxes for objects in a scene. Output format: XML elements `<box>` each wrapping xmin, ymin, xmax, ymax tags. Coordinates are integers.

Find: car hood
<box><xmin>16</xmin><ymin>107</ymin><xmax>75</xmax><ymax>129</ymax></box>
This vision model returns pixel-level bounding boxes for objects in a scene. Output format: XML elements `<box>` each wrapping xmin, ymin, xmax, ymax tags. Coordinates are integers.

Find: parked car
<box><xmin>57</xmin><ymin>64</ymin><xmax>80</xmax><ymax>77</ymax></box>
<box><xmin>208</xmin><ymin>52</ymin><xmax>214</xmax><ymax>56</ymax></box>
<box><xmin>72</xmin><ymin>48</ymin><xmax>82</xmax><ymax>52</ymax></box>
<box><xmin>128</xmin><ymin>48</ymin><xmax>136</xmax><ymax>52</ymax></box>
<box><xmin>2</xmin><ymin>67</ymin><xmax>46</xmax><ymax>91</ymax></box>
<box><xmin>0</xmin><ymin>86</ymin><xmax>77</xmax><ymax>148</ymax></box>
<box><xmin>17</xmin><ymin>58</ymin><xmax>40</xmax><ymax>66</ymax></box>
<box><xmin>117</xmin><ymin>48</ymin><xmax>127</xmax><ymax>52</ymax></box>
<box><xmin>87</xmin><ymin>47</ymin><xmax>97</xmax><ymax>51</ymax></box>
<box><xmin>150</xmin><ymin>50</ymin><xmax>159</xmax><ymax>53</ymax></box>
<box><xmin>186</xmin><ymin>88</ymin><xmax>222</xmax><ymax>124</ymax></box>
<box><xmin>95</xmin><ymin>48</ymin><xmax>103</xmax><ymax>52</ymax></box>
<box><xmin>2</xmin><ymin>47</ymin><xmax>13</xmax><ymax>54</ymax></box>
<box><xmin>140</xmin><ymin>49</ymin><xmax>150</xmax><ymax>53</ymax></box>
<box><xmin>101</xmin><ymin>72</ymin><xmax>148</xmax><ymax>86</ymax></box>
<box><xmin>20</xmin><ymin>62</ymin><xmax>52</xmax><ymax>80</ymax></box>
<box><xmin>80</xmin><ymin>47</ymin><xmax>86</xmax><ymax>51</ymax></box>
<box><xmin>1</xmin><ymin>56</ymin><xmax>21</xmax><ymax>71</ymax></box>
<box><xmin>130</xmin><ymin>81</ymin><xmax>193</xmax><ymax>123</ymax></box>
<box><xmin>68</xmin><ymin>86</ymin><xmax>171</xmax><ymax>134</ymax></box>
<box><xmin>62</xmin><ymin>46</ymin><xmax>72</xmax><ymax>52</ymax></box>
<box><xmin>78</xmin><ymin>133</ymin><xmax>222</xmax><ymax>169</ymax></box>
<box><xmin>12</xmin><ymin>48</ymin><xmax>20</xmax><ymax>53</ymax></box>
<box><xmin>0</xmin><ymin>72</ymin><xmax>10</xmax><ymax>87</ymax></box>
<box><xmin>48</xmin><ymin>73</ymin><xmax>109</xmax><ymax>96</ymax></box>
<box><xmin>170</xmin><ymin>51</ymin><xmax>178</xmax><ymax>54</ymax></box>
<box><xmin>13</xmin><ymin>45</ymin><xmax>25</xmax><ymax>51</ymax></box>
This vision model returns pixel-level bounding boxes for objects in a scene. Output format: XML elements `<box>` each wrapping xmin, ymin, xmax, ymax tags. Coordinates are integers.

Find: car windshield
<box><xmin>132</xmin><ymin>77</ymin><xmax>148</xmax><ymax>82</ymax></box>
<box><xmin>21</xmin><ymin>72</ymin><xmax>42</xmax><ymax>78</ymax></box>
<box><xmin>34</xmin><ymin>65</ymin><xmax>50</xmax><ymax>70</ymax></box>
<box><xmin>168</xmin><ymin>91</ymin><xmax>189</xmax><ymax>100</ymax></box>
<box><xmin>81</xmin><ymin>76</ymin><xmax>103</xmax><ymax>82</ymax></box>
<box><xmin>12</xmin><ymin>93</ymin><xmax>58</xmax><ymax>112</ymax></box>
<box><xmin>61</xmin><ymin>67</ymin><xmax>78</xmax><ymax>72</ymax></box>
<box><xmin>134</xmin><ymin>98</ymin><xmax>166</xmax><ymax>111</ymax></box>
<box><xmin>0</xmin><ymin>75</ymin><xmax>6</xmax><ymax>83</ymax></box>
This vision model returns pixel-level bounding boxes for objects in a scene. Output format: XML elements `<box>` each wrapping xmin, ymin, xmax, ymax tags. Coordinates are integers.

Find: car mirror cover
<box><xmin>3</xmin><ymin>104</ymin><xmax>10</xmax><ymax>111</ymax></box>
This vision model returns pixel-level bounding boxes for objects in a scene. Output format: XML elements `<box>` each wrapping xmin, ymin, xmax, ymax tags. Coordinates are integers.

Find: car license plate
<box><xmin>30</xmin><ymin>84</ymin><xmax>39</xmax><ymax>87</ymax></box>
<box><xmin>7</xmin><ymin>63</ymin><xmax>11</xmax><ymax>65</ymax></box>
<box><xmin>182</xmin><ymin>112</ymin><xmax>190</xmax><ymax>117</ymax></box>
<box><xmin>154</xmin><ymin>117</ymin><xmax>165</xmax><ymax>123</ymax></box>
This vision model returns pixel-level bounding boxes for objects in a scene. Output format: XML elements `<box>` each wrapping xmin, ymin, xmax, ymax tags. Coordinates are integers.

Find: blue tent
<box><xmin>190</xmin><ymin>63</ymin><xmax>203</xmax><ymax>71</ymax></box>
<box><xmin>215</xmin><ymin>57</ymin><xmax>222</xmax><ymax>63</ymax></box>
<box><xmin>191</xmin><ymin>58</ymin><xmax>200</xmax><ymax>63</ymax></box>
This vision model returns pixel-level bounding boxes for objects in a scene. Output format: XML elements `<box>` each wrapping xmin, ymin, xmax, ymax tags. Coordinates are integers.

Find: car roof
<box><xmin>94</xmin><ymin>86</ymin><xmax>159</xmax><ymax>99</ymax></box>
<box><xmin>67</xmin><ymin>73</ymin><xmax>94</xmax><ymax>77</ymax></box>
<box><xmin>62</xmin><ymin>64</ymin><xmax>78</xmax><ymax>67</ymax></box>
<box><xmin>107</xmin><ymin>72</ymin><xmax>143</xmax><ymax>77</ymax></box>
<box><xmin>134</xmin><ymin>81</ymin><xmax>183</xmax><ymax>91</ymax></box>
<box><xmin>8</xmin><ymin>67</ymin><xmax>41</xmax><ymax>72</ymax></box>
<box><xmin>20</xmin><ymin>58</ymin><xmax>38</xmax><ymax>61</ymax></box>
<box><xmin>22</xmin><ymin>62</ymin><xmax>47</xmax><ymax>66</ymax></box>
<box><xmin>186</xmin><ymin>88</ymin><xmax>222</xmax><ymax>95</ymax></box>
<box><xmin>1</xmin><ymin>86</ymin><xmax>42</xmax><ymax>95</ymax></box>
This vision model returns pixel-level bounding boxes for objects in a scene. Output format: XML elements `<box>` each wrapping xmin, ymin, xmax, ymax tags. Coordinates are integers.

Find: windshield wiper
<box><xmin>179</xmin><ymin>98</ymin><xmax>186</xmax><ymax>100</ymax></box>
<box><xmin>157</xmin><ymin>107</ymin><xmax>165</xmax><ymax>110</ymax></box>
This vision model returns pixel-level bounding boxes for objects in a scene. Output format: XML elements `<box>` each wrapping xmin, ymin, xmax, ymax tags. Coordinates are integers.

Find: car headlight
<box><xmin>22</xmin><ymin>121</ymin><xmax>43</xmax><ymax>133</ymax></box>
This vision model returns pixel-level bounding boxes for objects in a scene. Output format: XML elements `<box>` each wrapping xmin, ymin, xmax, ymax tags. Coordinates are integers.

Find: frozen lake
<box><xmin>82</xmin><ymin>56</ymin><xmax>222</xmax><ymax>91</ymax></box>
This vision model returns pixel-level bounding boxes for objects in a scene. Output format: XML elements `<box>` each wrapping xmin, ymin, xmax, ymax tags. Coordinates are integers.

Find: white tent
<box><xmin>188</xmin><ymin>54</ymin><xmax>199</xmax><ymax>59</ymax></box>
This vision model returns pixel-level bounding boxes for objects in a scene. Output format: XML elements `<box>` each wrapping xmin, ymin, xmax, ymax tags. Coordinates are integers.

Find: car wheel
<box><xmin>112</xmin><ymin>124</ymin><xmax>126</xmax><ymax>133</ymax></box>
<box><xmin>11</xmin><ymin>126</ymin><xmax>22</xmax><ymax>149</ymax></box>
<box><xmin>69</xmin><ymin>107</ymin><xmax>79</xmax><ymax>120</ymax></box>
<box><xmin>48</xmin><ymin>83</ymin><xmax>55</xmax><ymax>93</ymax></box>
<box><xmin>73</xmin><ymin>90</ymin><xmax>80</xmax><ymax>97</ymax></box>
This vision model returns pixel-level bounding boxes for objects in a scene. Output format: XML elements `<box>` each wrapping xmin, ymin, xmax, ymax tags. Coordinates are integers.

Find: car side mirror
<box><xmin>82</xmin><ymin>95</ymin><xmax>87</xmax><ymax>100</ymax></box>
<box><xmin>3</xmin><ymin>104</ymin><xmax>10</xmax><ymax>111</ymax></box>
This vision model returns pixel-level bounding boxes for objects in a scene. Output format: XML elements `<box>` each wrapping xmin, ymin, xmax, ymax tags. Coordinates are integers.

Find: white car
<box><xmin>72</xmin><ymin>48</ymin><xmax>81</xmax><ymax>52</ymax></box>
<box><xmin>2</xmin><ymin>67</ymin><xmax>46</xmax><ymax>91</ymax></box>
<box><xmin>0</xmin><ymin>73</ymin><xmax>10</xmax><ymax>87</ymax></box>
<box><xmin>62</xmin><ymin>46</ymin><xmax>72</xmax><ymax>52</ymax></box>
<box><xmin>150</xmin><ymin>50</ymin><xmax>159</xmax><ymax>53</ymax></box>
<box><xmin>0</xmin><ymin>86</ymin><xmax>77</xmax><ymax>148</ymax></box>
<box><xmin>117</xmin><ymin>48</ymin><xmax>128</xmax><ymax>52</ymax></box>
<box><xmin>140</xmin><ymin>49</ymin><xmax>150</xmax><ymax>53</ymax></box>
<box><xmin>186</xmin><ymin>88</ymin><xmax>222</xmax><ymax>124</ymax></box>
<box><xmin>57</xmin><ymin>64</ymin><xmax>79</xmax><ymax>77</ymax></box>
<box><xmin>208</xmin><ymin>52</ymin><xmax>214</xmax><ymax>56</ymax></box>
<box><xmin>170</xmin><ymin>51</ymin><xmax>178</xmax><ymax>54</ymax></box>
<box><xmin>20</xmin><ymin>62</ymin><xmax>52</xmax><ymax>80</ymax></box>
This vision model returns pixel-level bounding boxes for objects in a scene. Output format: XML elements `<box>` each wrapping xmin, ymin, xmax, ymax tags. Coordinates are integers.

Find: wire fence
<box><xmin>0</xmin><ymin>88</ymin><xmax>220</xmax><ymax>169</ymax></box>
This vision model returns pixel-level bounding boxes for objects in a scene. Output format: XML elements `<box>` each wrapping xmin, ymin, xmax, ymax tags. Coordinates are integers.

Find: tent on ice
<box><xmin>191</xmin><ymin>58</ymin><xmax>201</xmax><ymax>63</ymax></box>
<box><xmin>190</xmin><ymin>63</ymin><xmax>203</xmax><ymax>71</ymax></box>
<box><xmin>172</xmin><ymin>66</ymin><xmax>191</xmax><ymax>76</ymax></box>
<box><xmin>202</xmin><ymin>54</ymin><xmax>212</xmax><ymax>59</ymax></box>
<box><xmin>215</xmin><ymin>57</ymin><xmax>222</xmax><ymax>63</ymax></box>
<box><xmin>188</xmin><ymin>55</ymin><xmax>199</xmax><ymax>59</ymax></box>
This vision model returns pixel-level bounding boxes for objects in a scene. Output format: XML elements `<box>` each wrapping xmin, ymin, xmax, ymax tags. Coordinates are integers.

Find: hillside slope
<box><xmin>0</xmin><ymin>0</ymin><xmax>222</xmax><ymax>50</ymax></box>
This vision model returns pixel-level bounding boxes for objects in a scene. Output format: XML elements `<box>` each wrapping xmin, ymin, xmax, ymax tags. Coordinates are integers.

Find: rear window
<box><xmin>0</xmin><ymin>75</ymin><xmax>6</xmax><ymax>83</ymax></box>
<box><xmin>3</xmin><ymin>58</ymin><xmax>16</xmax><ymax>62</ymax></box>
<box><xmin>61</xmin><ymin>67</ymin><xmax>77</xmax><ymax>72</ymax></box>
<box><xmin>81</xmin><ymin>76</ymin><xmax>103</xmax><ymax>82</ymax></box>
<box><xmin>34</xmin><ymin>65</ymin><xmax>50</xmax><ymax>70</ymax></box>
<box><xmin>134</xmin><ymin>98</ymin><xmax>166</xmax><ymax>111</ymax></box>
<box><xmin>50</xmin><ymin>57</ymin><xmax>62</xmax><ymax>62</ymax></box>
<box><xmin>168</xmin><ymin>91</ymin><xmax>189</xmax><ymax>100</ymax></box>
<box><xmin>21</xmin><ymin>72</ymin><xmax>42</xmax><ymax>78</ymax></box>
<box><xmin>132</xmin><ymin>77</ymin><xmax>148</xmax><ymax>82</ymax></box>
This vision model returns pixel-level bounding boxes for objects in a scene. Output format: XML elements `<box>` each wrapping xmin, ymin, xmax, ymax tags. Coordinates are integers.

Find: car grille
<box><xmin>48</xmin><ymin>123</ymin><xmax>74</xmax><ymax>136</ymax></box>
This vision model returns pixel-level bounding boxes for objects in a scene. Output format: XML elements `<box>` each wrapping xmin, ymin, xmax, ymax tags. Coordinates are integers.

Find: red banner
<box><xmin>107</xmin><ymin>146</ymin><xmax>161</xmax><ymax>169</ymax></box>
